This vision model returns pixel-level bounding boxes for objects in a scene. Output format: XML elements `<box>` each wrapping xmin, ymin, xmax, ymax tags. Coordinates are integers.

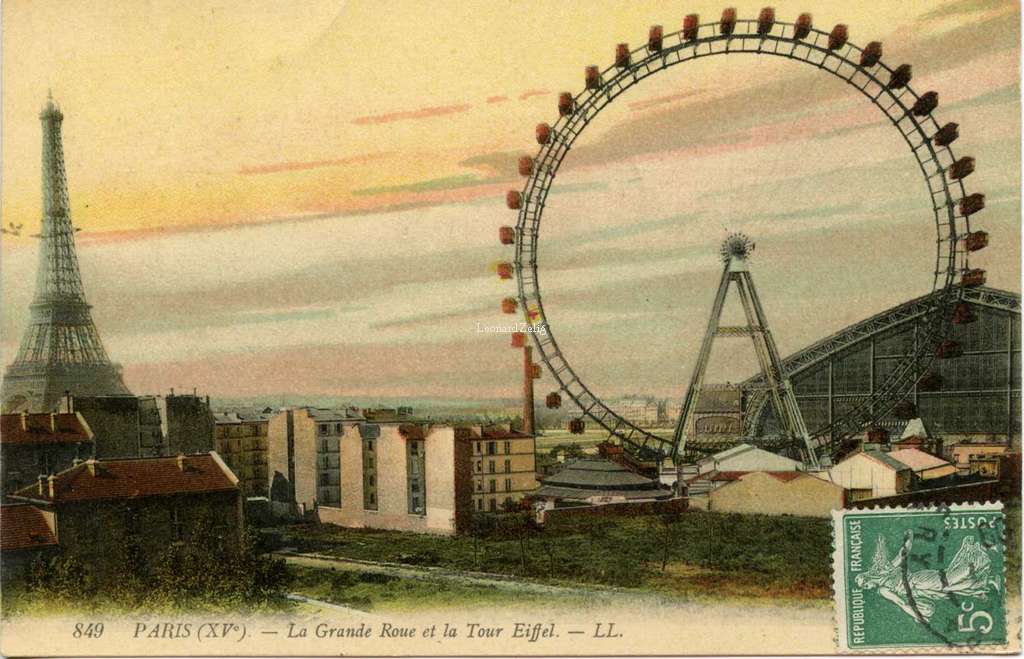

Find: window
<box><xmin>505</xmin><ymin>478</ymin><xmax>512</xmax><ymax>492</ymax></box>
<box><xmin>489</xmin><ymin>479</ymin><xmax>496</xmax><ymax>493</ymax></box>
<box><xmin>368</xmin><ymin>440</ymin><xmax>374</xmax><ymax>452</ymax></box>
<box><xmin>319</xmin><ymin>424</ymin><xmax>329</xmax><ymax>435</ymax></box>
<box><xmin>475</xmin><ymin>441</ymin><xmax>481</xmax><ymax>454</ymax></box>
<box><xmin>504</xmin><ymin>497</ymin><xmax>514</xmax><ymax>510</ymax></box>
<box><xmin>369</xmin><ymin>475</ymin><xmax>375</xmax><ymax>486</ymax></box>
<box><xmin>321</xmin><ymin>440</ymin><xmax>327</xmax><ymax>452</ymax></box>
<box><xmin>363</xmin><ymin>435</ymin><xmax>378</xmax><ymax>511</ymax></box>
<box><xmin>475</xmin><ymin>461</ymin><xmax>482</xmax><ymax>472</ymax></box>
<box><xmin>487</xmin><ymin>441</ymin><xmax>497</xmax><ymax>455</ymax></box>
<box><xmin>476</xmin><ymin>481</ymin><xmax>482</xmax><ymax>492</ymax></box>
<box><xmin>335</xmin><ymin>423</ymin><xmax>342</xmax><ymax>434</ymax></box>
<box><xmin>407</xmin><ymin>439</ymin><xmax>426</xmax><ymax>515</ymax></box>
<box><xmin>504</xmin><ymin>441</ymin><xmax>511</xmax><ymax>454</ymax></box>
<box><xmin>477</xmin><ymin>499</ymin><xmax>483</xmax><ymax>511</ymax></box>
<box><xmin>504</xmin><ymin>459</ymin><xmax>511</xmax><ymax>473</ymax></box>
<box><xmin>488</xmin><ymin>460</ymin><xmax>495</xmax><ymax>474</ymax></box>
<box><xmin>489</xmin><ymin>498</ymin><xmax>497</xmax><ymax>512</ymax></box>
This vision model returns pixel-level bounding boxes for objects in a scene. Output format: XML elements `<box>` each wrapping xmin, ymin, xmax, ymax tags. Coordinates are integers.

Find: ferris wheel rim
<box><xmin>510</xmin><ymin>14</ymin><xmax>978</xmax><ymax>462</ymax></box>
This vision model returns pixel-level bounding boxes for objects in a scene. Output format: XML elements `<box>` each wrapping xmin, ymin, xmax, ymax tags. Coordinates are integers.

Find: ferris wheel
<box><xmin>495</xmin><ymin>8</ymin><xmax>988</xmax><ymax>463</ymax></box>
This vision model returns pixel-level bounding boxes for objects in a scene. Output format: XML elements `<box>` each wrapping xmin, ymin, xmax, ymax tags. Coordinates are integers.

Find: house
<box><xmin>7</xmin><ymin>453</ymin><xmax>243</xmax><ymax>583</ymax></box>
<box><xmin>0</xmin><ymin>504</ymin><xmax>58</xmax><ymax>582</ymax></box>
<box><xmin>1</xmin><ymin>412</ymin><xmax>95</xmax><ymax>494</ymax></box>
<box><xmin>709</xmin><ymin>471</ymin><xmax>847</xmax><ymax>518</ymax></box>
<box><xmin>696</xmin><ymin>443</ymin><xmax>803</xmax><ymax>475</ymax></box>
<box><xmin>887</xmin><ymin>448</ymin><xmax>957</xmax><ymax>481</ymax></box>
<box><xmin>829</xmin><ymin>450</ymin><xmax>912</xmax><ymax>501</ymax></box>
<box><xmin>950</xmin><ymin>442</ymin><xmax>1010</xmax><ymax>475</ymax></box>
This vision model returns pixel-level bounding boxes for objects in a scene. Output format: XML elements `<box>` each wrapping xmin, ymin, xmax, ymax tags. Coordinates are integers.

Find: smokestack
<box><xmin>50</xmin><ymin>413</ymin><xmax>56</xmax><ymax>432</ymax></box>
<box><xmin>64</xmin><ymin>390</ymin><xmax>73</xmax><ymax>413</ymax></box>
<box><xmin>20</xmin><ymin>412</ymin><xmax>28</xmax><ymax>431</ymax></box>
<box><xmin>177</xmin><ymin>454</ymin><xmax>187</xmax><ymax>471</ymax></box>
<box><xmin>47</xmin><ymin>474</ymin><xmax>56</xmax><ymax>498</ymax></box>
<box><xmin>85</xmin><ymin>458</ymin><xmax>98</xmax><ymax>477</ymax></box>
<box><xmin>523</xmin><ymin>345</ymin><xmax>535</xmax><ymax>436</ymax></box>
<box><xmin>37</xmin><ymin>475</ymin><xmax>46</xmax><ymax>495</ymax></box>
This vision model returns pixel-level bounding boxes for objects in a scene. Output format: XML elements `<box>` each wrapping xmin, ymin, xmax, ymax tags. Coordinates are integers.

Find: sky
<box><xmin>1</xmin><ymin>0</ymin><xmax>1020</xmax><ymax>402</ymax></box>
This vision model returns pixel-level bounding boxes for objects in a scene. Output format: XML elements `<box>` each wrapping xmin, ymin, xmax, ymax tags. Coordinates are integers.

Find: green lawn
<box><xmin>271</xmin><ymin>510</ymin><xmax>835</xmax><ymax>600</ymax></box>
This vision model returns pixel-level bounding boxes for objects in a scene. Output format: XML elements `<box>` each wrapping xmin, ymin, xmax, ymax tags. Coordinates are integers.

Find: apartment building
<box><xmin>214</xmin><ymin>409</ymin><xmax>272</xmax><ymax>497</ymax></box>
<box><xmin>469</xmin><ymin>425</ymin><xmax>538</xmax><ymax>513</ymax></box>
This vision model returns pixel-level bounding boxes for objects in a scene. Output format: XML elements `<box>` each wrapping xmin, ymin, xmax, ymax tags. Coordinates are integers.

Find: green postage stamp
<box><xmin>833</xmin><ymin>503</ymin><xmax>1007</xmax><ymax>652</ymax></box>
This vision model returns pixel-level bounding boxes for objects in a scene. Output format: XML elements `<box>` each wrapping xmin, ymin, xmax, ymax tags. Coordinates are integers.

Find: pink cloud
<box><xmin>352</xmin><ymin>103</ymin><xmax>473</xmax><ymax>125</ymax></box>
<box><xmin>486</xmin><ymin>95</ymin><xmax>509</xmax><ymax>104</ymax></box>
<box><xmin>238</xmin><ymin>152</ymin><xmax>389</xmax><ymax>175</ymax></box>
<box><xmin>518</xmin><ymin>89</ymin><xmax>549</xmax><ymax>101</ymax></box>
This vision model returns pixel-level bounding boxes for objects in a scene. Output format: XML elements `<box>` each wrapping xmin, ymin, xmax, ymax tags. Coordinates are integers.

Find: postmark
<box><xmin>833</xmin><ymin>502</ymin><xmax>1007</xmax><ymax>653</ymax></box>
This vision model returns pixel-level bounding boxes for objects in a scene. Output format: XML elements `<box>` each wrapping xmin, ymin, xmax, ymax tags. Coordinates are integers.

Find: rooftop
<box><xmin>888</xmin><ymin>448</ymin><xmax>953</xmax><ymax>472</ymax></box>
<box><xmin>1</xmin><ymin>412</ymin><xmax>93</xmax><ymax>446</ymax></box>
<box><xmin>543</xmin><ymin>458</ymin><xmax>665</xmax><ymax>492</ymax></box>
<box><xmin>11</xmin><ymin>453</ymin><xmax>238</xmax><ymax>504</ymax></box>
<box><xmin>0</xmin><ymin>504</ymin><xmax>57</xmax><ymax>551</ymax></box>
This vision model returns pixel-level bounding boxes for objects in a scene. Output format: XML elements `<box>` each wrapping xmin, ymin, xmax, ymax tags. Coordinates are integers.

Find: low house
<box><xmin>829</xmin><ymin>450</ymin><xmax>912</xmax><ymax>501</ymax></box>
<box><xmin>950</xmin><ymin>442</ymin><xmax>1010</xmax><ymax>475</ymax></box>
<box><xmin>708</xmin><ymin>471</ymin><xmax>847</xmax><ymax>518</ymax></box>
<box><xmin>1</xmin><ymin>412</ymin><xmax>95</xmax><ymax>494</ymax></box>
<box><xmin>887</xmin><ymin>448</ymin><xmax>957</xmax><ymax>481</ymax></box>
<box><xmin>7</xmin><ymin>453</ymin><xmax>243</xmax><ymax>583</ymax></box>
<box><xmin>696</xmin><ymin>443</ymin><xmax>803</xmax><ymax>475</ymax></box>
<box><xmin>0</xmin><ymin>504</ymin><xmax>58</xmax><ymax>582</ymax></box>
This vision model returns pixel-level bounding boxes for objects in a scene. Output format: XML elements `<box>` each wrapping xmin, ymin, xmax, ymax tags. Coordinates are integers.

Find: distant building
<box><xmin>318</xmin><ymin>423</ymin><xmax>474</xmax><ymax>535</ymax></box>
<box><xmin>709</xmin><ymin>471</ymin><xmax>847</xmax><ymax>518</ymax></box>
<box><xmin>0</xmin><ymin>503</ymin><xmax>58</xmax><ymax>582</ymax></box>
<box><xmin>214</xmin><ymin>410</ymin><xmax>271</xmax><ymax>497</ymax></box>
<box><xmin>70</xmin><ymin>395</ymin><xmax>164</xmax><ymax>458</ymax></box>
<box><xmin>613</xmin><ymin>397</ymin><xmax>662</xmax><ymax>427</ymax></box>
<box><xmin>887</xmin><ymin>448</ymin><xmax>957</xmax><ymax>481</ymax></box>
<box><xmin>0</xmin><ymin>412</ymin><xmax>94</xmax><ymax>494</ymax></box>
<box><xmin>469</xmin><ymin>425</ymin><xmax>538</xmax><ymax>513</ymax></box>
<box><xmin>8</xmin><ymin>453</ymin><xmax>242</xmax><ymax>582</ymax></box>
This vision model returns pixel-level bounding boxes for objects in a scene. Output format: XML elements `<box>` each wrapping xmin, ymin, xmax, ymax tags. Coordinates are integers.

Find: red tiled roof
<box><xmin>1</xmin><ymin>413</ymin><xmax>93</xmax><ymax>446</ymax></box>
<box><xmin>765</xmin><ymin>471</ymin><xmax>804</xmax><ymax>483</ymax></box>
<box><xmin>1</xmin><ymin>504</ymin><xmax>57</xmax><ymax>551</ymax></box>
<box><xmin>708</xmin><ymin>471</ymin><xmax>749</xmax><ymax>482</ymax></box>
<box><xmin>11</xmin><ymin>454</ymin><xmax>237</xmax><ymax>504</ymax></box>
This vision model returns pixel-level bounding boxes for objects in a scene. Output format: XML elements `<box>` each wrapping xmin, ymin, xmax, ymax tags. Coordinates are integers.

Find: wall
<box><xmin>1</xmin><ymin>442</ymin><xmax>92</xmax><ymax>494</ymax></box>
<box><xmin>470</xmin><ymin>432</ymin><xmax>538</xmax><ymax>513</ymax></box>
<box><xmin>709</xmin><ymin>472</ymin><xmax>846</xmax><ymax>518</ymax></box>
<box><xmin>74</xmin><ymin>396</ymin><xmax>142</xmax><ymax>458</ymax></box>
<box><xmin>165</xmin><ymin>395</ymin><xmax>215</xmax><ymax>455</ymax></box>
<box><xmin>829</xmin><ymin>454</ymin><xmax>907</xmax><ymax>498</ymax></box>
<box><xmin>52</xmin><ymin>489</ymin><xmax>242</xmax><ymax>583</ymax></box>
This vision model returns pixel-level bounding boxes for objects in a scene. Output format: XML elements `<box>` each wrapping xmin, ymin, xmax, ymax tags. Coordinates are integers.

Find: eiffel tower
<box><xmin>671</xmin><ymin>234</ymin><xmax>820</xmax><ymax>470</ymax></box>
<box><xmin>2</xmin><ymin>94</ymin><xmax>131</xmax><ymax>412</ymax></box>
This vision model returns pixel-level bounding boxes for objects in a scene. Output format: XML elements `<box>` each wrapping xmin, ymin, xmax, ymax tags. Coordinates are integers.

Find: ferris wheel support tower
<box><xmin>671</xmin><ymin>235</ymin><xmax>820</xmax><ymax>470</ymax></box>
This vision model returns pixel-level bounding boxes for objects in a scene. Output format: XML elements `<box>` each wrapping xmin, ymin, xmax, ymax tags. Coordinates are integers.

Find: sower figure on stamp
<box><xmin>856</xmin><ymin>530</ymin><xmax>1000</xmax><ymax>622</ymax></box>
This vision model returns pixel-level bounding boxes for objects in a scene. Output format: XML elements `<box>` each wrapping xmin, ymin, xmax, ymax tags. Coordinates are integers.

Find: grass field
<box><xmin>272</xmin><ymin>510</ymin><xmax>835</xmax><ymax>601</ymax></box>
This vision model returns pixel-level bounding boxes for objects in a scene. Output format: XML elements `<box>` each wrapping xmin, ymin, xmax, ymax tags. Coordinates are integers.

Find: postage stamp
<box><xmin>832</xmin><ymin>503</ymin><xmax>1007</xmax><ymax>653</ymax></box>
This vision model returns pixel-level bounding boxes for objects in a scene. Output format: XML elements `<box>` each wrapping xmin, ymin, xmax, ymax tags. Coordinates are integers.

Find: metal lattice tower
<box><xmin>2</xmin><ymin>94</ymin><xmax>131</xmax><ymax>412</ymax></box>
<box><xmin>671</xmin><ymin>235</ymin><xmax>820</xmax><ymax>470</ymax></box>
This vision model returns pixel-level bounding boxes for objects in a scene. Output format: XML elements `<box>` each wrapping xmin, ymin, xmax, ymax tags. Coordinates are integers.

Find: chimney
<box><xmin>177</xmin><ymin>454</ymin><xmax>187</xmax><ymax>471</ymax></box>
<box><xmin>64</xmin><ymin>390</ymin><xmax>73</xmax><ymax>413</ymax></box>
<box><xmin>47</xmin><ymin>474</ymin><xmax>56</xmax><ymax>498</ymax></box>
<box><xmin>85</xmin><ymin>458</ymin><xmax>98</xmax><ymax>477</ymax></box>
<box><xmin>50</xmin><ymin>413</ymin><xmax>57</xmax><ymax>432</ymax></box>
<box><xmin>522</xmin><ymin>345</ymin><xmax>536</xmax><ymax>435</ymax></box>
<box><xmin>20</xmin><ymin>411</ymin><xmax>28</xmax><ymax>431</ymax></box>
<box><xmin>37</xmin><ymin>475</ymin><xmax>46</xmax><ymax>495</ymax></box>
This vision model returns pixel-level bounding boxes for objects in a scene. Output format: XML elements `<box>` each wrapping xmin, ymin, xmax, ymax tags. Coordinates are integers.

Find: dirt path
<box><xmin>276</xmin><ymin>550</ymin><xmax>646</xmax><ymax>601</ymax></box>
